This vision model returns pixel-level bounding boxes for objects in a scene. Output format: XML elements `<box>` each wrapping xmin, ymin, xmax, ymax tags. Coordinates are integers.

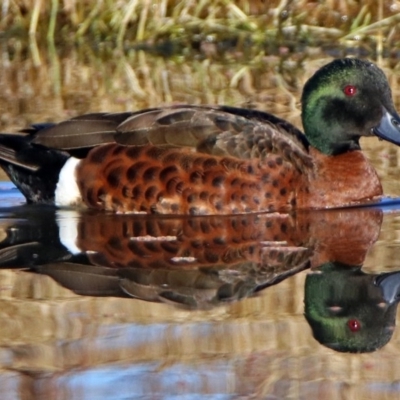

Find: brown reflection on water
<box><xmin>0</xmin><ymin>206</ymin><xmax>400</xmax><ymax>397</ymax></box>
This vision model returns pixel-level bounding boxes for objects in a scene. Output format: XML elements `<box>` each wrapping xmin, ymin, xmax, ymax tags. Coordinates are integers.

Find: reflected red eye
<box><xmin>347</xmin><ymin>319</ymin><xmax>361</xmax><ymax>332</ymax></box>
<box><xmin>344</xmin><ymin>85</ymin><xmax>357</xmax><ymax>96</ymax></box>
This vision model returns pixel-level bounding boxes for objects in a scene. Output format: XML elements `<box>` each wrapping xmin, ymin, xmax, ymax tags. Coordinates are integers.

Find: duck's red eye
<box><xmin>343</xmin><ymin>85</ymin><xmax>357</xmax><ymax>96</ymax></box>
<box><xmin>347</xmin><ymin>319</ymin><xmax>361</xmax><ymax>332</ymax></box>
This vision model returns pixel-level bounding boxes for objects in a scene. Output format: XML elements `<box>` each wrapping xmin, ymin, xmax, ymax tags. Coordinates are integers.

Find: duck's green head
<box><xmin>302</xmin><ymin>58</ymin><xmax>400</xmax><ymax>155</ymax></box>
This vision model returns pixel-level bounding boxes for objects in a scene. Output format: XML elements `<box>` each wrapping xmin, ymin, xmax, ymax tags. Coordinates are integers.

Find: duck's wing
<box><xmin>29</xmin><ymin>105</ymin><xmax>312</xmax><ymax>171</ymax></box>
<box><xmin>115</xmin><ymin>105</ymin><xmax>312</xmax><ymax>172</ymax></box>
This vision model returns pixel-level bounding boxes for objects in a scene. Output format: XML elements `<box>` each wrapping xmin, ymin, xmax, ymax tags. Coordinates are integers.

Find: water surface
<box><xmin>1</xmin><ymin>45</ymin><xmax>400</xmax><ymax>399</ymax></box>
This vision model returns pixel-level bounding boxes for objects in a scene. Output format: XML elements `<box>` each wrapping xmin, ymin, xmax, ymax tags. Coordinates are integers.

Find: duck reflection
<box><xmin>0</xmin><ymin>204</ymin><xmax>398</xmax><ymax>352</ymax></box>
<box><xmin>12</xmin><ymin>209</ymin><xmax>314</xmax><ymax>307</ymax></box>
<box><xmin>304</xmin><ymin>262</ymin><xmax>400</xmax><ymax>353</ymax></box>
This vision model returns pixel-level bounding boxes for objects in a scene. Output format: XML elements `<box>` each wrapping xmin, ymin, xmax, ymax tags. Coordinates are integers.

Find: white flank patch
<box><xmin>56</xmin><ymin>209</ymin><xmax>81</xmax><ymax>254</ymax></box>
<box><xmin>55</xmin><ymin>157</ymin><xmax>83</xmax><ymax>206</ymax></box>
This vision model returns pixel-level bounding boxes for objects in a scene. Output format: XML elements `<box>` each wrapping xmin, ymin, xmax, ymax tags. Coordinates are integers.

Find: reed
<box><xmin>1</xmin><ymin>0</ymin><xmax>399</xmax><ymax>54</ymax></box>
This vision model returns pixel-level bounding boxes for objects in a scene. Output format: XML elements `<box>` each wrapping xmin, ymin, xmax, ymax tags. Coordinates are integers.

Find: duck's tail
<box><xmin>0</xmin><ymin>133</ymin><xmax>70</xmax><ymax>204</ymax></box>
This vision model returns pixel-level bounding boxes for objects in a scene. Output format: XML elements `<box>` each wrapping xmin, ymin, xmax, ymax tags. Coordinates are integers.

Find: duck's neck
<box><xmin>299</xmin><ymin>147</ymin><xmax>383</xmax><ymax>209</ymax></box>
<box><xmin>302</xmin><ymin>99</ymin><xmax>361</xmax><ymax>155</ymax></box>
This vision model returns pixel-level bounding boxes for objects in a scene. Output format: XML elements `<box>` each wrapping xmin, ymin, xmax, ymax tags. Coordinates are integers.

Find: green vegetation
<box><xmin>1</xmin><ymin>0</ymin><xmax>400</xmax><ymax>56</ymax></box>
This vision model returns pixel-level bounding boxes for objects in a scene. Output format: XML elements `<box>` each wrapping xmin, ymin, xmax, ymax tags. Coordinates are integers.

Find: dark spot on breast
<box><xmin>126</xmin><ymin>165</ymin><xmax>137</xmax><ymax>182</ymax></box>
<box><xmin>112</xmin><ymin>146</ymin><xmax>125</xmax><ymax>156</ymax></box>
<box><xmin>132</xmin><ymin>185</ymin><xmax>142</xmax><ymax>199</ymax></box>
<box><xmin>187</xmin><ymin>193</ymin><xmax>197</xmax><ymax>203</ymax></box>
<box><xmin>212</xmin><ymin>176</ymin><xmax>225</xmax><ymax>187</ymax></box>
<box><xmin>265</xmin><ymin>192</ymin><xmax>272</xmax><ymax>199</ymax></box>
<box><xmin>265</xmin><ymin>220</ymin><xmax>273</xmax><ymax>228</ymax></box>
<box><xmin>247</xmin><ymin>165</ymin><xmax>255</xmax><ymax>174</ymax></box>
<box><xmin>107</xmin><ymin>166</ymin><xmax>123</xmax><ymax>188</ymax></box>
<box><xmin>203</xmin><ymin>158</ymin><xmax>218</xmax><ymax>169</ymax></box>
<box><xmin>221</xmin><ymin>158</ymin><xmax>237</xmax><ymax>171</ymax></box>
<box><xmin>170</xmin><ymin>203</ymin><xmax>180</xmax><ymax>213</ymax></box>
<box><xmin>127</xmin><ymin>161</ymin><xmax>148</xmax><ymax>182</ymax></box>
<box><xmin>199</xmin><ymin>191</ymin><xmax>208</xmax><ymax>201</ymax></box>
<box><xmin>276</xmin><ymin>157</ymin><xmax>283</xmax><ymax>166</ymax></box>
<box><xmin>126</xmin><ymin>146</ymin><xmax>144</xmax><ymax>160</ymax></box>
<box><xmin>179</xmin><ymin>155</ymin><xmax>194</xmax><ymax>171</ymax></box>
<box><xmin>261</xmin><ymin>173</ymin><xmax>270</xmax><ymax>183</ymax></box>
<box><xmin>215</xmin><ymin>201</ymin><xmax>223</xmax><ymax>211</ymax></box>
<box><xmin>143</xmin><ymin>166</ymin><xmax>159</xmax><ymax>182</ymax></box>
<box><xmin>145</xmin><ymin>186</ymin><xmax>158</xmax><ymax>200</ymax></box>
<box><xmin>280</xmin><ymin>188</ymin><xmax>287</xmax><ymax>196</ymax></box>
<box><xmin>213</xmin><ymin>237</ymin><xmax>226</xmax><ymax>245</ymax></box>
<box><xmin>280</xmin><ymin>223</ymin><xmax>288</xmax><ymax>234</ymax></box>
<box><xmin>145</xmin><ymin>146</ymin><xmax>167</xmax><ymax>160</ymax></box>
<box><xmin>190</xmin><ymin>170</ymin><xmax>204</xmax><ymax>183</ymax></box>
<box><xmin>272</xmin><ymin>179</ymin><xmax>279</xmax><ymax>188</ymax></box>
<box><xmin>166</xmin><ymin>177</ymin><xmax>180</xmax><ymax>194</ymax></box>
<box><xmin>190</xmin><ymin>240</ymin><xmax>202</xmax><ymax>249</ymax></box>
<box><xmin>160</xmin><ymin>165</ymin><xmax>178</xmax><ymax>182</ymax></box>
<box><xmin>89</xmin><ymin>144</ymin><xmax>113</xmax><ymax>164</ymax></box>
<box><xmin>267</xmin><ymin>160</ymin><xmax>276</xmax><ymax>169</ymax></box>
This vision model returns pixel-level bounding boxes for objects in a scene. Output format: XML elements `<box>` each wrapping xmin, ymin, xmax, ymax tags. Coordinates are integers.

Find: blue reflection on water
<box><xmin>0</xmin><ymin>182</ymin><xmax>24</xmax><ymax>208</ymax></box>
<box><xmin>43</xmin><ymin>361</ymin><xmax>234</xmax><ymax>399</ymax></box>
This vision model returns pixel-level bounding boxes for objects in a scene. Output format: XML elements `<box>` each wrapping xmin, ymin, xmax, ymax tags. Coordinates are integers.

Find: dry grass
<box><xmin>1</xmin><ymin>0</ymin><xmax>400</xmax><ymax>55</ymax></box>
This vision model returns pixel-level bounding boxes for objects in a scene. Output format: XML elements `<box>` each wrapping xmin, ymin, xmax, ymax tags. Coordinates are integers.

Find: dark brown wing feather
<box><xmin>30</xmin><ymin>114</ymin><xmax>134</xmax><ymax>149</ymax></box>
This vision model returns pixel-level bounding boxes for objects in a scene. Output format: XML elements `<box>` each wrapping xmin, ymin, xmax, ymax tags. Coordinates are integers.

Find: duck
<box><xmin>0</xmin><ymin>58</ymin><xmax>400</xmax><ymax>215</ymax></box>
